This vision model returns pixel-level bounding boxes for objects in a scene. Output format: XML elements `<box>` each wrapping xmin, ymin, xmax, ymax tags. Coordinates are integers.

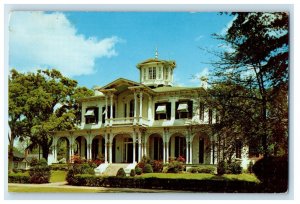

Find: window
<box><xmin>208</xmin><ymin>109</ymin><xmax>213</xmax><ymax>124</ymax></box>
<box><xmin>175</xmin><ymin>101</ymin><xmax>193</xmax><ymax>119</ymax></box>
<box><xmin>85</xmin><ymin>107</ymin><xmax>99</xmax><ymax>124</ymax></box>
<box><xmin>149</xmin><ymin>67</ymin><xmax>153</xmax><ymax>79</ymax></box>
<box><xmin>129</xmin><ymin>100</ymin><xmax>134</xmax><ymax>117</ymax></box>
<box><xmin>155</xmin><ymin>102</ymin><xmax>171</xmax><ymax>120</ymax></box>
<box><xmin>236</xmin><ymin>140</ymin><xmax>242</xmax><ymax>158</ymax></box>
<box><xmin>165</xmin><ymin>67</ymin><xmax>168</xmax><ymax>80</ymax></box>
<box><xmin>200</xmin><ymin>102</ymin><xmax>204</xmax><ymax>120</ymax></box>
<box><xmin>158</xmin><ymin>67</ymin><xmax>162</xmax><ymax>79</ymax></box>
<box><xmin>148</xmin><ymin>67</ymin><xmax>156</xmax><ymax>80</ymax></box>
<box><xmin>153</xmin><ymin>67</ymin><xmax>156</xmax><ymax>79</ymax></box>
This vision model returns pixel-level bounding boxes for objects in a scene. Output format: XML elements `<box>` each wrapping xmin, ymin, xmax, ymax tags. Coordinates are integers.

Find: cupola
<box><xmin>136</xmin><ymin>50</ymin><xmax>176</xmax><ymax>87</ymax></box>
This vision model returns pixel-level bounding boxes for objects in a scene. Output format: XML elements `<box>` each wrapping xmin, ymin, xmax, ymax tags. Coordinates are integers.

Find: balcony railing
<box><xmin>106</xmin><ymin>117</ymin><xmax>150</xmax><ymax>126</ymax></box>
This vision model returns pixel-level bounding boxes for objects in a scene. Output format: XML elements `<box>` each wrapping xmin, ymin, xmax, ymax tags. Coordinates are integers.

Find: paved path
<box><xmin>8</xmin><ymin>182</ymin><xmax>186</xmax><ymax>193</ymax></box>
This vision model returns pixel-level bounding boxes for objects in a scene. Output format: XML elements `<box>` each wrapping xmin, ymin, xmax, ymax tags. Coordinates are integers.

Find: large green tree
<box><xmin>9</xmin><ymin>69</ymin><xmax>93</xmax><ymax>171</ymax></box>
<box><xmin>212</xmin><ymin>12</ymin><xmax>288</xmax><ymax>156</ymax></box>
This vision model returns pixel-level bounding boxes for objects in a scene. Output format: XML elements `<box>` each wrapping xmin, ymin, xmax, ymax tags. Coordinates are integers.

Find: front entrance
<box><xmin>123</xmin><ymin>138</ymin><xmax>133</xmax><ymax>163</ymax></box>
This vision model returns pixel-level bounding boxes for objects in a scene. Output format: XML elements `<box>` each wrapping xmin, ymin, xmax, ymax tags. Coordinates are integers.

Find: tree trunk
<box><xmin>262</xmin><ymin>97</ymin><xmax>269</xmax><ymax>157</ymax></box>
<box><xmin>42</xmin><ymin>144</ymin><xmax>49</xmax><ymax>161</ymax></box>
<box><xmin>8</xmin><ymin>133</ymin><xmax>15</xmax><ymax>174</ymax></box>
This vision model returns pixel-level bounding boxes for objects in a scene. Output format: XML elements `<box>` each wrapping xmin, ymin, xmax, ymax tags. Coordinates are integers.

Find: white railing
<box><xmin>104</xmin><ymin>117</ymin><xmax>150</xmax><ymax>126</ymax></box>
<box><xmin>110</xmin><ymin>117</ymin><xmax>134</xmax><ymax>125</ymax></box>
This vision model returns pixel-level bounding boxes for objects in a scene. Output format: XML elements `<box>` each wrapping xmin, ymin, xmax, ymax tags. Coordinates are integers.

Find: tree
<box><xmin>211</xmin><ymin>12</ymin><xmax>288</xmax><ymax>156</ymax></box>
<box><xmin>8</xmin><ymin>69</ymin><xmax>93</xmax><ymax>167</ymax></box>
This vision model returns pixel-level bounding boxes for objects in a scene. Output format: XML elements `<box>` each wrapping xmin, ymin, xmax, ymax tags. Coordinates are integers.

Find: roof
<box><xmin>152</xmin><ymin>86</ymin><xmax>204</xmax><ymax>93</ymax></box>
<box><xmin>99</xmin><ymin>78</ymin><xmax>142</xmax><ymax>90</ymax></box>
<box><xmin>136</xmin><ymin>58</ymin><xmax>176</xmax><ymax>69</ymax></box>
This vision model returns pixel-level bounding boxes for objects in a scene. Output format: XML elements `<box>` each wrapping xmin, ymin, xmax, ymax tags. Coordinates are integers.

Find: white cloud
<box><xmin>190</xmin><ymin>67</ymin><xmax>209</xmax><ymax>83</ymax></box>
<box><xmin>9</xmin><ymin>11</ymin><xmax>121</xmax><ymax>77</ymax></box>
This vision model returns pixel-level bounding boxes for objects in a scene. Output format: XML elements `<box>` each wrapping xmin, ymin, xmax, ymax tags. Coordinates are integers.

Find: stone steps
<box><xmin>102</xmin><ymin>163</ymin><xmax>131</xmax><ymax>176</ymax></box>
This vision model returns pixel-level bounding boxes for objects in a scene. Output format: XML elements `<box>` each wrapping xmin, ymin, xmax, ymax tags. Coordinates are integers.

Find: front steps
<box><xmin>95</xmin><ymin>163</ymin><xmax>137</xmax><ymax>176</ymax></box>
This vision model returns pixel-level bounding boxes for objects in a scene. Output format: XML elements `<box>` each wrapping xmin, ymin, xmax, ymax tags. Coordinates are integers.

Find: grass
<box><xmin>50</xmin><ymin>170</ymin><xmax>67</xmax><ymax>183</ymax></box>
<box><xmin>138</xmin><ymin>173</ymin><xmax>260</xmax><ymax>183</ymax></box>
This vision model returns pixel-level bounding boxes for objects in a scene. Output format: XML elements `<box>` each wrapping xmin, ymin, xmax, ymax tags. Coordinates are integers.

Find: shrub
<box><xmin>116</xmin><ymin>168</ymin><xmax>126</xmax><ymax>177</ymax></box>
<box><xmin>167</xmin><ymin>160</ymin><xmax>184</xmax><ymax>173</ymax></box>
<box><xmin>187</xmin><ymin>167</ymin><xmax>198</xmax><ymax>173</ymax></box>
<box><xmin>151</xmin><ymin>160</ymin><xmax>163</xmax><ymax>172</ymax></box>
<box><xmin>71</xmin><ymin>155</ymin><xmax>85</xmax><ymax>164</ymax></box>
<box><xmin>197</xmin><ymin>165</ymin><xmax>216</xmax><ymax>174</ymax></box>
<box><xmin>143</xmin><ymin>164</ymin><xmax>153</xmax><ymax>173</ymax></box>
<box><xmin>177</xmin><ymin>155</ymin><xmax>186</xmax><ymax>163</ymax></box>
<box><xmin>217</xmin><ymin>161</ymin><xmax>227</xmax><ymax>175</ymax></box>
<box><xmin>51</xmin><ymin>163</ymin><xmax>69</xmax><ymax>171</ymax></box>
<box><xmin>136</xmin><ymin>161</ymin><xmax>146</xmax><ymax>172</ymax></box>
<box><xmin>135</xmin><ymin>167</ymin><xmax>142</xmax><ymax>175</ymax></box>
<box><xmin>29</xmin><ymin>158</ymin><xmax>51</xmax><ymax>184</ymax></box>
<box><xmin>8</xmin><ymin>172</ymin><xmax>30</xmax><ymax>183</ymax></box>
<box><xmin>66</xmin><ymin>161</ymin><xmax>96</xmax><ymax>185</ymax></box>
<box><xmin>252</xmin><ymin>156</ymin><xmax>288</xmax><ymax>192</ymax></box>
<box><xmin>227</xmin><ymin>161</ymin><xmax>242</xmax><ymax>174</ymax></box>
<box><xmin>130</xmin><ymin>169</ymin><xmax>136</xmax><ymax>177</ymax></box>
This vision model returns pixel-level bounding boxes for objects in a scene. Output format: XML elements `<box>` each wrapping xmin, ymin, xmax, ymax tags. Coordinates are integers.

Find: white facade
<box><xmin>52</xmin><ymin>57</ymin><xmax>251</xmax><ymax>166</ymax></box>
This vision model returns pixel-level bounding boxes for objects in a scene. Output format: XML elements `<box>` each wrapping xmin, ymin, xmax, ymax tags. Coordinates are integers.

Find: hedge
<box><xmin>51</xmin><ymin>163</ymin><xmax>69</xmax><ymax>171</ymax></box>
<box><xmin>8</xmin><ymin>173</ymin><xmax>30</xmax><ymax>183</ymax></box>
<box><xmin>68</xmin><ymin>174</ymin><xmax>269</xmax><ymax>192</ymax></box>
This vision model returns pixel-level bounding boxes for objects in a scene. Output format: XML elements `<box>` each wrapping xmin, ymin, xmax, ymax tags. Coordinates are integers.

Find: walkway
<box><xmin>8</xmin><ymin>182</ymin><xmax>186</xmax><ymax>193</ymax></box>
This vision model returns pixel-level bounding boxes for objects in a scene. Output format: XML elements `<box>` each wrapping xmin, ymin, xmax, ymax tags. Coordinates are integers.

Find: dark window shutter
<box><xmin>166</xmin><ymin>102</ymin><xmax>171</xmax><ymax>120</ymax></box>
<box><xmin>102</xmin><ymin>107</ymin><xmax>105</xmax><ymax>124</ymax></box>
<box><xmin>188</xmin><ymin>100</ymin><xmax>193</xmax><ymax>119</ymax></box>
<box><xmin>175</xmin><ymin>102</ymin><xmax>179</xmax><ymax>119</ymax></box>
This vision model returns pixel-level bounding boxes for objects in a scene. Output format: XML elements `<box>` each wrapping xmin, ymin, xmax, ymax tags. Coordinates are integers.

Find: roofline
<box><xmin>96</xmin><ymin>78</ymin><xmax>141</xmax><ymax>90</ymax></box>
<box><xmin>136</xmin><ymin>58</ymin><xmax>176</xmax><ymax>69</ymax></box>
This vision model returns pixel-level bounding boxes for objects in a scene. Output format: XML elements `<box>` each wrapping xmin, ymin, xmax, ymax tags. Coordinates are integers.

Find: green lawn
<box><xmin>138</xmin><ymin>173</ymin><xmax>260</xmax><ymax>183</ymax></box>
<box><xmin>50</xmin><ymin>170</ymin><xmax>67</xmax><ymax>183</ymax></box>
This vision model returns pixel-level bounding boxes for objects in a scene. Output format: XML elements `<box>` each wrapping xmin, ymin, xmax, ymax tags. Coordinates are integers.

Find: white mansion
<box><xmin>51</xmin><ymin>55</ymin><xmax>250</xmax><ymax>167</ymax></box>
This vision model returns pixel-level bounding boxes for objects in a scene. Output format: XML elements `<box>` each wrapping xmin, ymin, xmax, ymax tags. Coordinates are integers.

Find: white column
<box><xmin>210</xmin><ymin>142</ymin><xmax>214</xmax><ymax>164</ymax></box>
<box><xmin>186</xmin><ymin>139</ymin><xmax>189</xmax><ymax>164</ymax></box>
<box><xmin>139</xmin><ymin>92</ymin><xmax>143</xmax><ymax>125</ymax></box>
<box><xmin>189</xmin><ymin>141</ymin><xmax>193</xmax><ymax>164</ymax></box>
<box><xmin>110</xmin><ymin>94</ymin><xmax>113</xmax><ymax>119</ymax></box>
<box><xmin>109</xmin><ymin>140</ymin><xmax>113</xmax><ymax>164</ymax></box>
<box><xmin>134</xmin><ymin>92</ymin><xmax>137</xmax><ymax>124</ymax></box>
<box><xmin>163</xmin><ymin>133</ymin><xmax>166</xmax><ymax>163</ymax></box>
<box><xmin>89</xmin><ymin>139</ymin><xmax>92</xmax><ymax>160</ymax></box>
<box><xmin>166</xmin><ymin>141</ymin><xmax>169</xmax><ymax>163</ymax></box>
<box><xmin>138</xmin><ymin>132</ymin><xmax>142</xmax><ymax>162</ymax></box>
<box><xmin>132</xmin><ymin>132</ymin><xmax>136</xmax><ymax>163</ymax></box>
<box><xmin>104</xmin><ymin>133</ymin><xmax>108</xmax><ymax>163</ymax></box>
<box><xmin>105</xmin><ymin>95</ymin><xmax>108</xmax><ymax>126</ymax></box>
<box><xmin>148</xmin><ymin>96</ymin><xmax>152</xmax><ymax>121</ymax></box>
<box><xmin>144</xmin><ymin>138</ymin><xmax>147</xmax><ymax>157</ymax></box>
<box><xmin>163</xmin><ymin>141</ymin><xmax>166</xmax><ymax>163</ymax></box>
<box><xmin>171</xmin><ymin>99</ymin><xmax>176</xmax><ymax>120</ymax></box>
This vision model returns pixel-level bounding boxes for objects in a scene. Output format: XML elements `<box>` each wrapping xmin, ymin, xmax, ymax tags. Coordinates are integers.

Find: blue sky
<box><xmin>9</xmin><ymin>12</ymin><xmax>234</xmax><ymax>89</ymax></box>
